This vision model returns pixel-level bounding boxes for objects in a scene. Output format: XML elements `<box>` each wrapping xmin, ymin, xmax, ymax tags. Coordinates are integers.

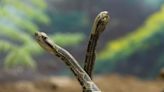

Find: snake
<box><xmin>35</xmin><ymin>32</ymin><xmax>101</xmax><ymax>92</ymax></box>
<box><xmin>34</xmin><ymin>11</ymin><xmax>109</xmax><ymax>92</ymax></box>
<box><xmin>84</xmin><ymin>11</ymin><xmax>109</xmax><ymax>79</ymax></box>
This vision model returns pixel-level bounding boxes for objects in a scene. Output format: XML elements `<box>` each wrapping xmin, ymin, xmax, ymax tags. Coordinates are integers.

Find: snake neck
<box><xmin>84</xmin><ymin>33</ymin><xmax>100</xmax><ymax>78</ymax></box>
<box><xmin>51</xmin><ymin>46</ymin><xmax>100</xmax><ymax>91</ymax></box>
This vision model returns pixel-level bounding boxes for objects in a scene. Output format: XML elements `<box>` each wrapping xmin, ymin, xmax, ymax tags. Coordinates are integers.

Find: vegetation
<box><xmin>96</xmin><ymin>5</ymin><xmax>164</xmax><ymax>74</ymax></box>
<box><xmin>0</xmin><ymin>0</ymin><xmax>84</xmax><ymax>68</ymax></box>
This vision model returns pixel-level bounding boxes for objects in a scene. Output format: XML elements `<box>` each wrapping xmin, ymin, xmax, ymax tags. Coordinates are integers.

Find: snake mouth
<box><xmin>34</xmin><ymin>32</ymin><xmax>55</xmax><ymax>53</ymax></box>
<box><xmin>34</xmin><ymin>32</ymin><xmax>48</xmax><ymax>40</ymax></box>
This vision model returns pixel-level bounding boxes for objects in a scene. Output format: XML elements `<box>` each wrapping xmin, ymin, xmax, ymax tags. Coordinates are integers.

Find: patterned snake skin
<box><xmin>35</xmin><ymin>11</ymin><xmax>109</xmax><ymax>92</ymax></box>
<box><xmin>84</xmin><ymin>11</ymin><xmax>109</xmax><ymax>79</ymax></box>
<box><xmin>35</xmin><ymin>32</ymin><xmax>101</xmax><ymax>92</ymax></box>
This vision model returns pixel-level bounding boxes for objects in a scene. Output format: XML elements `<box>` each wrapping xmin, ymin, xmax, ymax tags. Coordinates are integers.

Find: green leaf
<box><xmin>0</xmin><ymin>41</ymin><xmax>16</xmax><ymax>52</ymax></box>
<box><xmin>50</xmin><ymin>33</ymin><xmax>85</xmax><ymax>46</ymax></box>
<box><xmin>4</xmin><ymin>49</ymin><xmax>36</xmax><ymax>69</ymax></box>
<box><xmin>98</xmin><ymin>5</ymin><xmax>164</xmax><ymax>62</ymax></box>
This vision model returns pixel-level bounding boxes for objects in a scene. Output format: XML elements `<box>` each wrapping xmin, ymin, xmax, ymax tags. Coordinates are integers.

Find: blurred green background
<box><xmin>0</xmin><ymin>0</ymin><xmax>164</xmax><ymax>79</ymax></box>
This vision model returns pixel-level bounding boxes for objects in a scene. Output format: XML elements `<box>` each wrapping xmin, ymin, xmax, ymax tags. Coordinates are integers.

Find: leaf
<box><xmin>4</xmin><ymin>50</ymin><xmax>18</xmax><ymax>68</ymax></box>
<box><xmin>4</xmin><ymin>49</ymin><xmax>36</xmax><ymax>69</ymax></box>
<box><xmin>50</xmin><ymin>32</ymin><xmax>85</xmax><ymax>46</ymax></box>
<box><xmin>0</xmin><ymin>40</ymin><xmax>16</xmax><ymax>52</ymax></box>
<box><xmin>98</xmin><ymin>5</ymin><xmax>164</xmax><ymax>61</ymax></box>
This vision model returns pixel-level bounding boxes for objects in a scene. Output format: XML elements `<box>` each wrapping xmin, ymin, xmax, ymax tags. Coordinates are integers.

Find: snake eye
<box><xmin>42</xmin><ymin>35</ymin><xmax>47</xmax><ymax>40</ymax></box>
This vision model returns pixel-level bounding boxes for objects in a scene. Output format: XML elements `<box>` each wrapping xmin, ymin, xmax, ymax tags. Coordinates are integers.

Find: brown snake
<box><xmin>35</xmin><ymin>11</ymin><xmax>109</xmax><ymax>92</ymax></box>
<box><xmin>35</xmin><ymin>32</ymin><xmax>101</xmax><ymax>92</ymax></box>
<box><xmin>84</xmin><ymin>11</ymin><xmax>109</xmax><ymax>79</ymax></box>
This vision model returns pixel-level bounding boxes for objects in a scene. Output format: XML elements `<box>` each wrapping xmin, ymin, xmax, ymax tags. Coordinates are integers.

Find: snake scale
<box><xmin>35</xmin><ymin>11</ymin><xmax>109</xmax><ymax>92</ymax></box>
<box><xmin>84</xmin><ymin>11</ymin><xmax>109</xmax><ymax>79</ymax></box>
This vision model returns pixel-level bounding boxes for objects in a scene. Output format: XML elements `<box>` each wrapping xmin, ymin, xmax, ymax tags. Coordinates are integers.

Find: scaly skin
<box><xmin>84</xmin><ymin>11</ymin><xmax>109</xmax><ymax>79</ymax></box>
<box><xmin>35</xmin><ymin>32</ymin><xmax>101</xmax><ymax>92</ymax></box>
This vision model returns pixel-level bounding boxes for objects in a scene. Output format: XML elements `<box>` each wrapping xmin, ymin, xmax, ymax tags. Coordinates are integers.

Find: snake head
<box><xmin>35</xmin><ymin>32</ymin><xmax>48</xmax><ymax>41</ymax></box>
<box><xmin>92</xmin><ymin>11</ymin><xmax>110</xmax><ymax>34</ymax></box>
<box><xmin>35</xmin><ymin>32</ymin><xmax>55</xmax><ymax>53</ymax></box>
<box><xmin>98</xmin><ymin>11</ymin><xmax>109</xmax><ymax>24</ymax></box>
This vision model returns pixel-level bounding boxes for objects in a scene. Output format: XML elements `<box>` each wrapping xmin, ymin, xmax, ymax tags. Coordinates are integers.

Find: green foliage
<box><xmin>98</xmin><ymin>5</ymin><xmax>164</xmax><ymax>62</ymax></box>
<box><xmin>0</xmin><ymin>0</ymin><xmax>49</xmax><ymax>33</ymax></box>
<box><xmin>0</xmin><ymin>0</ymin><xmax>49</xmax><ymax>68</ymax></box>
<box><xmin>0</xmin><ymin>0</ymin><xmax>84</xmax><ymax>68</ymax></box>
<box><xmin>96</xmin><ymin>5</ymin><xmax>164</xmax><ymax>75</ymax></box>
<box><xmin>51</xmin><ymin>33</ymin><xmax>85</xmax><ymax>46</ymax></box>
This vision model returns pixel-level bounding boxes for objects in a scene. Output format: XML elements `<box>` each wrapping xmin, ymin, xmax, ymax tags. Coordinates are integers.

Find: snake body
<box><xmin>35</xmin><ymin>11</ymin><xmax>109</xmax><ymax>92</ymax></box>
<box><xmin>84</xmin><ymin>11</ymin><xmax>109</xmax><ymax>78</ymax></box>
<box><xmin>35</xmin><ymin>32</ymin><xmax>101</xmax><ymax>92</ymax></box>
